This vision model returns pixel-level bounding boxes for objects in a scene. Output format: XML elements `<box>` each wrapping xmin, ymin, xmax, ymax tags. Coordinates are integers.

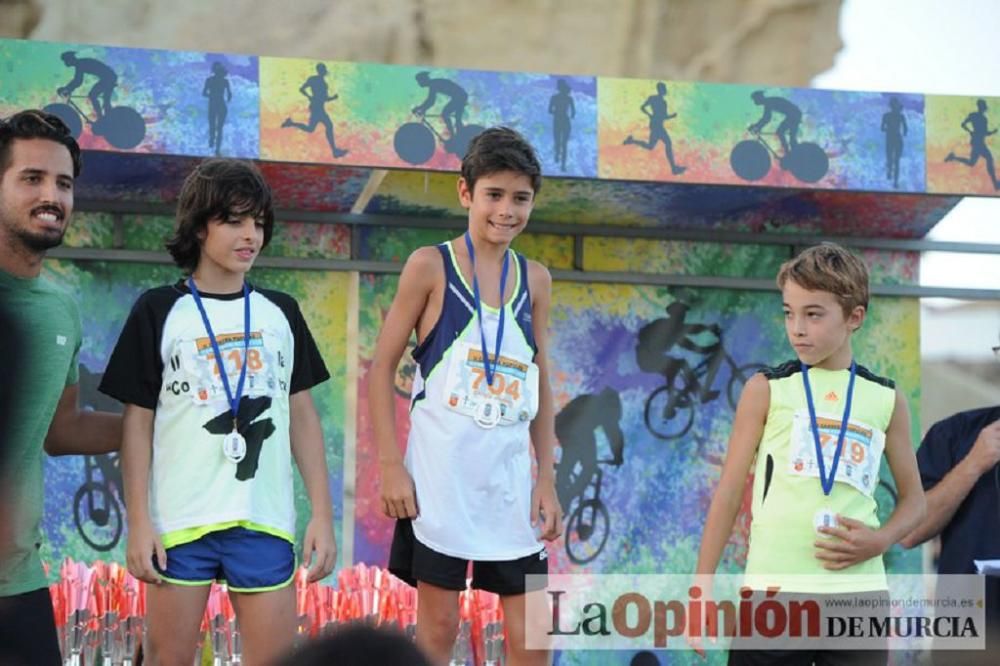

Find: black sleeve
<box><xmin>99</xmin><ymin>288</ymin><xmax>171</xmax><ymax>409</ymax></box>
<box><xmin>915</xmin><ymin>418</ymin><xmax>958</xmax><ymax>491</ymax></box>
<box><xmin>287</xmin><ymin>298</ymin><xmax>330</xmax><ymax>394</ymax></box>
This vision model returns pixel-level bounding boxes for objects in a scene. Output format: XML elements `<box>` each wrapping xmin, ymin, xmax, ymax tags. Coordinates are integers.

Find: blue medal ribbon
<box><xmin>187</xmin><ymin>277</ymin><xmax>250</xmax><ymax>431</ymax></box>
<box><xmin>801</xmin><ymin>361</ymin><xmax>857</xmax><ymax>496</ymax></box>
<box><xmin>464</xmin><ymin>231</ymin><xmax>510</xmax><ymax>387</ymax></box>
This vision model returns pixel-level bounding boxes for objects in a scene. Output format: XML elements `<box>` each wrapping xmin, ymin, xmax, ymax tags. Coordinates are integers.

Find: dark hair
<box><xmin>460</xmin><ymin>126</ymin><xmax>542</xmax><ymax>196</ymax></box>
<box><xmin>275</xmin><ymin>625</ymin><xmax>432</xmax><ymax>666</ymax></box>
<box><xmin>165</xmin><ymin>159</ymin><xmax>274</xmax><ymax>272</ymax></box>
<box><xmin>0</xmin><ymin>109</ymin><xmax>82</xmax><ymax>178</ymax></box>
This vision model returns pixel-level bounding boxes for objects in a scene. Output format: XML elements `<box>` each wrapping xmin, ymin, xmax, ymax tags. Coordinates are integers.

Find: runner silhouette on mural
<box><xmin>881</xmin><ymin>97</ymin><xmax>907</xmax><ymax>189</ymax></box>
<box><xmin>637</xmin><ymin>301</ymin><xmax>764</xmax><ymax>440</ymax></box>
<box><xmin>945</xmin><ymin>98</ymin><xmax>1000</xmax><ymax>191</ymax></box>
<box><xmin>731</xmin><ymin>90</ymin><xmax>829</xmax><ymax>183</ymax></box>
<box><xmin>45</xmin><ymin>51</ymin><xmax>147</xmax><ymax>149</ymax></box>
<box><xmin>549</xmin><ymin>79</ymin><xmax>575</xmax><ymax>171</ymax></box>
<box><xmin>554</xmin><ymin>387</ymin><xmax>624</xmax><ymax>564</ymax></box>
<box><xmin>203</xmin><ymin>61</ymin><xmax>232</xmax><ymax>156</ymax></box>
<box><xmin>623</xmin><ymin>82</ymin><xmax>687</xmax><ymax>175</ymax></box>
<box><xmin>393</xmin><ymin>72</ymin><xmax>485</xmax><ymax>165</ymax></box>
<box><xmin>282</xmin><ymin>63</ymin><xmax>349</xmax><ymax>158</ymax></box>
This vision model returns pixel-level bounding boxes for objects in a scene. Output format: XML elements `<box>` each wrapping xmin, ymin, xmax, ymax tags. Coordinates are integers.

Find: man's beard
<box><xmin>16</xmin><ymin>225</ymin><xmax>66</xmax><ymax>252</ymax></box>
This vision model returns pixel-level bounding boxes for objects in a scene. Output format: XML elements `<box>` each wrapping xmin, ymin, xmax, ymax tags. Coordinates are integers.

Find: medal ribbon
<box><xmin>801</xmin><ymin>361</ymin><xmax>857</xmax><ymax>496</ymax></box>
<box><xmin>464</xmin><ymin>232</ymin><xmax>510</xmax><ymax>387</ymax></box>
<box><xmin>187</xmin><ymin>277</ymin><xmax>250</xmax><ymax>431</ymax></box>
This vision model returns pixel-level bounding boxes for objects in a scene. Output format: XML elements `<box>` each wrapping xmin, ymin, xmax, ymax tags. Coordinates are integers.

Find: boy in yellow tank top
<box><xmin>695</xmin><ymin>243</ymin><xmax>926</xmax><ymax>665</ymax></box>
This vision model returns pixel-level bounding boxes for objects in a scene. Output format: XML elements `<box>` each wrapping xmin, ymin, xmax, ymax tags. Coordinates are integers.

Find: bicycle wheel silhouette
<box><xmin>394</xmin><ymin>122</ymin><xmax>436</xmax><ymax>165</ymax></box>
<box><xmin>644</xmin><ymin>380</ymin><xmax>695</xmax><ymax>440</ymax></box>
<box><xmin>447</xmin><ymin>124</ymin><xmax>486</xmax><ymax>159</ymax></box>
<box><xmin>94</xmin><ymin>107</ymin><xmax>146</xmax><ymax>149</ymax></box>
<box><xmin>731</xmin><ymin>140</ymin><xmax>771</xmax><ymax>181</ymax></box>
<box><xmin>565</xmin><ymin>499</ymin><xmax>610</xmax><ymax>565</ymax></box>
<box><xmin>42</xmin><ymin>103</ymin><xmax>83</xmax><ymax>139</ymax></box>
<box><xmin>782</xmin><ymin>142</ymin><xmax>828</xmax><ymax>183</ymax></box>
<box><xmin>73</xmin><ymin>482</ymin><xmax>124</xmax><ymax>552</ymax></box>
<box><xmin>727</xmin><ymin>363</ymin><xmax>767</xmax><ymax>409</ymax></box>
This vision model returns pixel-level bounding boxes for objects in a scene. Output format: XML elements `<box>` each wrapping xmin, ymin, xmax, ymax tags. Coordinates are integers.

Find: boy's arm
<box><xmin>527</xmin><ymin>262</ymin><xmax>563</xmax><ymax>541</ymax></box>
<box><xmin>290</xmin><ymin>389</ymin><xmax>336</xmax><ymax>582</ymax></box>
<box><xmin>696</xmin><ymin>373</ymin><xmax>769</xmax><ymax>576</ymax></box>
<box><xmin>815</xmin><ymin>389</ymin><xmax>927</xmax><ymax>569</ymax></box>
<box><xmin>121</xmin><ymin>403</ymin><xmax>165</xmax><ymax>584</ymax></box>
<box><xmin>45</xmin><ymin>383</ymin><xmax>122</xmax><ymax>455</ymax></box>
<box><xmin>901</xmin><ymin>420</ymin><xmax>1000</xmax><ymax>549</ymax></box>
<box><xmin>369</xmin><ymin>247</ymin><xmax>438</xmax><ymax>519</ymax></box>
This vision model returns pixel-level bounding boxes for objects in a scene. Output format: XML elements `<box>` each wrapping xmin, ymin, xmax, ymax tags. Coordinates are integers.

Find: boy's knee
<box><xmin>421</xmin><ymin>605</ymin><xmax>461</xmax><ymax>644</ymax></box>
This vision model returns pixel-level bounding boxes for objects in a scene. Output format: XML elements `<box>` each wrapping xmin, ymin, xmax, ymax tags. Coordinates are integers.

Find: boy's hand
<box><xmin>531</xmin><ymin>477</ymin><xmax>563</xmax><ymax>541</ymax></box>
<box><xmin>380</xmin><ymin>461</ymin><xmax>418</xmax><ymax>519</ymax></box>
<box><xmin>302</xmin><ymin>515</ymin><xmax>337</xmax><ymax>583</ymax></box>
<box><xmin>686</xmin><ymin>574</ymin><xmax>716</xmax><ymax>658</ymax></box>
<box><xmin>814</xmin><ymin>515</ymin><xmax>889</xmax><ymax>570</ymax></box>
<box><xmin>126</xmin><ymin>519</ymin><xmax>165</xmax><ymax>584</ymax></box>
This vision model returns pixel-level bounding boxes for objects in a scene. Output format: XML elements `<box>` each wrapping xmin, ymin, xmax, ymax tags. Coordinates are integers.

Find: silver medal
<box><xmin>223</xmin><ymin>430</ymin><xmax>247</xmax><ymax>463</ymax></box>
<box><xmin>474</xmin><ymin>398</ymin><xmax>502</xmax><ymax>429</ymax></box>
<box><xmin>813</xmin><ymin>508</ymin><xmax>837</xmax><ymax>535</ymax></box>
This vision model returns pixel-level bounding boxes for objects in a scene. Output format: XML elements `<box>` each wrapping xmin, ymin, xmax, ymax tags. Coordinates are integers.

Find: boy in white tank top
<box><xmin>369</xmin><ymin>127</ymin><xmax>562</xmax><ymax>666</ymax></box>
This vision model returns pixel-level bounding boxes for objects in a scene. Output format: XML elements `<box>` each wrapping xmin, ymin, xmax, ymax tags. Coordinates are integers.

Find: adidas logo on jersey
<box><xmin>824</xmin><ymin>391</ymin><xmax>838</xmax><ymax>401</ymax></box>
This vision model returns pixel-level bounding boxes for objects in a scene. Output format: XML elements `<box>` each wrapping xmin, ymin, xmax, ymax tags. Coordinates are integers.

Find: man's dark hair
<box><xmin>0</xmin><ymin>109</ymin><xmax>82</xmax><ymax>178</ymax></box>
<box><xmin>460</xmin><ymin>126</ymin><xmax>542</xmax><ymax>196</ymax></box>
<box><xmin>166</xmin><ymin>159</ymin><xmax>275</xmax><ymax>273</ymax></box>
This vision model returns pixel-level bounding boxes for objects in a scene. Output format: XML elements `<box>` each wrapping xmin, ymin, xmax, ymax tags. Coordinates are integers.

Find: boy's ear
<box><xmin>457</xmin><ymin>177</ymin><xmax>473</xmax><ymax>209</ymax></box>
<box><xmin>849</xmin><ymin>305</ymin><xmax>866</xmax><ymax>332</ymax></box>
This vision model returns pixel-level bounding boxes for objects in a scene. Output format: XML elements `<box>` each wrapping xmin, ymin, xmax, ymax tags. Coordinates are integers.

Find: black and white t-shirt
<box><xmin>100</xmin><ymin>280</ymin><xmax>329</xmax><ymax>545</ymax></box>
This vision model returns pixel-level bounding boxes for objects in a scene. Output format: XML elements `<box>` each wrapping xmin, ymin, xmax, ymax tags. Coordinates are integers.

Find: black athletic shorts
<box><xmin>388</xmin><ymin>519</ymin><xmax>548</xmax><ymax>596</ymax></box>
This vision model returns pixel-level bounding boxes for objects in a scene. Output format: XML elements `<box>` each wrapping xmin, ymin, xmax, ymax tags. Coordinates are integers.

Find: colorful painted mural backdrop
<box><xmin>259</xmin><ymin>58</ymin><xmax>598</xmax><ymax>177</ymax></box>
<box><xmin>2</xmin><ymin>37</ymin><xmax>998</xmax><ymax>197</ymax></box>
<box><xmin>0</xmin><ymin>39</ymin><xmax>259</xmax><ymax>158</ymax></box>
<box><xmin>599</xmin><ymin>80</ymin><xmax>927</xmax><ymax>193</ymax></box>
<box><xmin>926</xmin><ymin>94</ymin><xmax>1000</xmax><ymax>195</ymax></box>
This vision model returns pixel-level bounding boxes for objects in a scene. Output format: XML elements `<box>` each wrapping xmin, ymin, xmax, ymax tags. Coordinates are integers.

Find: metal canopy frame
<box><xmin>58</xmin><ymin>198</ymin><xmax>1000</xmax><ymax>300</ymax></box>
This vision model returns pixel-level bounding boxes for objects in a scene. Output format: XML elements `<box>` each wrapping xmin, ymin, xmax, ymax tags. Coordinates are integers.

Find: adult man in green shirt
<box><xmin>0</xmin><ymin>109</ymin><xmax>122</xmax><ymax>666</ymax></box>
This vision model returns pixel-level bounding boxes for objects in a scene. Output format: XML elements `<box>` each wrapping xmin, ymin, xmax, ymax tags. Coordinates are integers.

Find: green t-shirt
<box><xmin>0</xmin><ymin>268</ymin><xmax>80</xmax><ymax>597</ymax></box>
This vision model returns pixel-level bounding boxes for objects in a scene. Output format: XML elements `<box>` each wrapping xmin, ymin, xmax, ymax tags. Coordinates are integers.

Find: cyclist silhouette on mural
<box><xmin>555</xmin><ymin>388</ymin><xmax>625</xmax><ymax>508</ymax></box>
<box><xmin>945</xmin><ymin>98</ymin><xmax>1000</xmax><ymax>190</ymax></box>
<box><xmin>731</xmin><ymin>90</ymin><xmax>828</xmax><ymax>183</ymax></box>
<box><xmin>203</xmin><ymin>61</ymin><xmax>232</xmax><ymax>156</ymax></box>
<box><xmin>623</xmin><ymin>81</ymin><xmax>687</xmax><ymax>175</ymax></box>
<box><xmin>881</xmin><ymin>97</ymin><xmax>907</xmax><ymax>189</ymax></box>
<box><xmin>748</xmin><ymin>90</ymin><xmax>802</xmax><ymax>156</ymax></box>
<box><xmin>549</xmin><ymin>79</ymin><xmax>575</xmax><ymax>171</ymax></box>
<box><xmin>555</xmin><ymin>387</ymin><xmax>624</xmax><ymax>564</ymax></box>
<box><xmin>282</xmin><ymin>63</ymin><xmax>349</xmax><ymax>158</ymax></box>
<box><xmin>636</xmin><ymin>301</ymin><xmax>722</xmax><ymax>398</ymax></box>
<box><xmin>637</xmin><ymin>301</ymin><xmax>764</xmax><ymax>440</ymax></box>
<box><xmin>57</xmin><ymin>51</ymin><xmax>118</xmax><ymax>120</ymax></box>
<box><xmin>411</xmin><ymin>71</ymin><xmax>468</xmax><ymax>138</ymax></box>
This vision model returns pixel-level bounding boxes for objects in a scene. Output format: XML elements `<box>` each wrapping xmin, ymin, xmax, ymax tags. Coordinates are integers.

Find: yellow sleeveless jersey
<box><xmin>744</xmin><ymin>360</ymin><xmax>897</xmax><ymax>593</ymax></box>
